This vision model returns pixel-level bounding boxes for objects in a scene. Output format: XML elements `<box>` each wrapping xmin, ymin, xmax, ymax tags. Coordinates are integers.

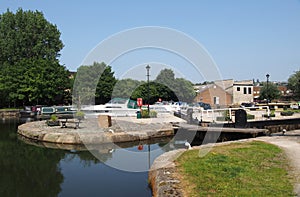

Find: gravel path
<box><xmin>257</xmin><ymin>130</ymin><xmax>300</xmax><ymax>196</ymax></box>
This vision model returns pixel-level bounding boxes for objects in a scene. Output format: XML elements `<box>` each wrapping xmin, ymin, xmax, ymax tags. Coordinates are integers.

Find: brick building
<box><xmin>194</xmin><ymin>79</ymin><xmax>254</xmax><ymax>108</ymax></box>
<box><xmin>194</xmin><ymin>83</ymin><xmax>232</xmax><ymax>108</ymax></box>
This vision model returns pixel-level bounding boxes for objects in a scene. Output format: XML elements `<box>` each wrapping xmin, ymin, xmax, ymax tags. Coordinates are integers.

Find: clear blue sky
<box><xmin>1</xmin><ymin>0</ymin><xmax>300</xmax><ymax>83</ymax></box>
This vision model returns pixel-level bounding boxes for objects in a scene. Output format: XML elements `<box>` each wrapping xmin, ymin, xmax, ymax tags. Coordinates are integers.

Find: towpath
<box><xmin>257</xmin><ymin>130</ymin><xmax>300</xmax><ymax>196</ymax></box>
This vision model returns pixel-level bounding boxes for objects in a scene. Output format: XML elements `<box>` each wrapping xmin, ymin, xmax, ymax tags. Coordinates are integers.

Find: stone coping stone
<box><xmin>17</xmin><ymin>119</ymin><xmax>174</xmax><ymax>145</ymax></box>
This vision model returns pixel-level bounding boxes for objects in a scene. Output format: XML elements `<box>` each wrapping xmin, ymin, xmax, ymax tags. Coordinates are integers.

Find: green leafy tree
<box><xmin>174</xmin><ymin>78</ymin><xmax>196</xmax><ymax>102</ymax></box>
<box><xmin>259</xmin><ymin>82</ymin><xmax>281</xmax><ymax>102</ymax></box>
<box><xmin>155</xmin><ymin>68</ymin><xmax>175</xmax><ymax>86</ymax></box>
<box><xmin>131</xmin><ymin>82</ymin><xmax>162</xmax><ymax>104</ymax></box>
<box><xmin>0</xmin><ymin>9</ymin><xmax>63</xmax><ymax>64</ymax></box>
<box><xmin>112</xmin><ymin>78</ymin><xmax>141</xmax><ymax>98</ymax></box>
<box><xmin>288</xmin><ymin>70</ymin><xmax>300</xmax><ymax>100</ymax></box>
<box><xmin>73</xmin><ymin>63</ymin><xmax>101</xmax><ymax>107</ymax></box>
<box><xmin>73</xmin><ymin>62</ymin><xmax>116</xmax><ymax>107</ymax></box>
<box><xmin>0</xmin><ymin>9</ymin><xmax>68</xmax><ymax>107</ymax></box>
<box><xmin>155</xmin><ymin>68</ymin><xmax>195</xmax><ymax>102</ymax></box>
<box><xmin>95</xmin><ymin>64</ymin><xmax>117</xmax><ymax>104</ymax></box>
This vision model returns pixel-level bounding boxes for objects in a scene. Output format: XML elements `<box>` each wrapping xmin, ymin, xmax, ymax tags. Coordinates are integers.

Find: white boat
<box><xmin>81</xmin><ymin>98</ymin><xmax>139</xmax><ymax>117</ymax></box>
<box><xmin>150</xmin><ymin>101</ymin><xmax>179</xmax><ymax>113</ymax></box>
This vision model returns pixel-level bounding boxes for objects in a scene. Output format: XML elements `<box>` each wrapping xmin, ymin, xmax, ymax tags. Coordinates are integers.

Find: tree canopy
<box><xmin>0</xmin><ymin>9</ymin><xmax>69</xmax><ymax>107</ymax></box>
<box><xmin>288</xmin><ymin>70</ymin><xmax>300</xmax><ymax>100</ymax></box>
<box><xmin>112</xmin><ymin>78</ymin><xmax>142</xmax><ymax>99</ymax></box>
<box><xmin>73</xmin><ymin>62</ymin><xmax>117</xmax><ymax>107</ymax></box>
<box><xmin>154</xmin><ymin>69</ymin><xmax>196</xmax><ymax>102</ymax></box>
<box><xmin>0</xmin><ymin>9</ymin><xmax>63</xmax><ymax>64</ymax></box>
<box><xmin>92</xmin><ymin>68</ymin><xmax>196</xmax><ymax>105</ymax></box>
<box><xmin>259</xmin><ymin>82</ymin><xmax>281</xmax><ymax>102</ymax></box>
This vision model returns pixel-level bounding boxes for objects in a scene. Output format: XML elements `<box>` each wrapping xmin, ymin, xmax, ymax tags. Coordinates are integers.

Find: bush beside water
<box><xmin>141</xmin><ymin>109</ymin><xmax>157</xmax><ymax>118</ymax></box>
<box><xmin>280</xmin><ymin>111</ymin><xmax>294</xmax><ymax>116</ymax></box>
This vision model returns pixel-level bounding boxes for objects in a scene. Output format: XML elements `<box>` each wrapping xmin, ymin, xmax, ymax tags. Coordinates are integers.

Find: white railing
<box><xmin>191</xmin><ymin>106</ymin><xmax>270</xmax><ymax>122</ymax></box>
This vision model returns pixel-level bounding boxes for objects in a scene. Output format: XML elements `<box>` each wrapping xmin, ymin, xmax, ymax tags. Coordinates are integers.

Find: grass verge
<box><xmin>176</xmin><ymin>141</ymin><xmax>294</xmax><ymax>196</ymax></box>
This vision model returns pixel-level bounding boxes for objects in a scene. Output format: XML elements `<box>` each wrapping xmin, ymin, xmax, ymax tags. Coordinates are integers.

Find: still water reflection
<box><xmin>0</xmin><ymin>118</ymin><xmax>175</xmax><ymax>196</ymax></box>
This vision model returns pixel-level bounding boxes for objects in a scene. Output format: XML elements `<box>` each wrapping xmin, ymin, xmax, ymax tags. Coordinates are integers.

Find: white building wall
<box><xmin>232</xmin><ymin>85</ymin><xmax>253</xmax><ymax>104</ymax></box>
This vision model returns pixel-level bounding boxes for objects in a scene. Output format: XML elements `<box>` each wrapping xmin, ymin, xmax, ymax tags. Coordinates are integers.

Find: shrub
<box><xmin>216</xmin><ymin>116</ymin><xmax>225</xmax><ymax>121</ymax></box>
<box><xmin>216</xmin><ymin>110</ymin><xmax>231</xmax><ymax>121</ymax></box>
<box><xmin>293</xmin><ymin>109</ymin><xmax>300</xmax><ymax>113</ymax></box>
<box><xmin>263</xmin><ymin>110</ymin><xmax>275</xmax><ymax>118</ymax></box>
<box><xmin>149</xmin><ymin>110</ymin><xmax>157</xmax><ymax>118</ymax></box>
<box><xmin>280</xmin><ymin>111</ymin><xmax>294</xmax><ymax>116</ymax></box>
<box><xmin>247</xmin><ymin>114</ymin><xmax>255</xmax><ymax>120</ymax></box>
<box><xmin>141</xmin><ymin>109</ymin><xmax>157</xmax><ymax>118</ymax></box>
<box><xmin>75</xmin><ymin>111</ymin><xmax>85</xmax><ymax>120</ymax></box>
<box><xmin>50</xmin><ymin>114</ymin><xmax>58</xmax><ymax>122</ymax></box>
<box><xmin>141</xmin><ymin>109</ymin><xmax>150</xmax><ymax>118</ymax></box>
<box><xmin>46</xmin><ymin>114</ymin><xmax>60</xmax><ymax>126</ymax></box>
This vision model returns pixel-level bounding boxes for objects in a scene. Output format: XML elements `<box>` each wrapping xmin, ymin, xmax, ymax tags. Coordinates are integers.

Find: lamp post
<box><xmin>298</xmin><ymin>79</ymin><xmax>300</xmax><ymax>105</ymax></box>
<box><xmin>266</xmin><ymin>74</ymin><xmax>270</xmax><ymax>104</ymax></box>
<box><xmin>266</xmin><ymin>74</ymin><xmax>270</xmax><ymax>118</ymax></box>
<box><xmin>146</xmin><ymin>65</ymin><xmax>151</xmax><ymax>170</ymax></box>
<box><xmin>146</xmin><ymin>65</ymin><xmax>150</xmax><ymax>115</ymax></box>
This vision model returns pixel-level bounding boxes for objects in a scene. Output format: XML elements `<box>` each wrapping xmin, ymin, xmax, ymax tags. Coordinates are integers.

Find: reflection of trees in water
<box><xmin>0</xmin><ymin>142</ymin><xmax>66</xmax><ymax>196</ymax></box>
<box><xmin>63</xmin><ymin>151</ymin><xmax>104</xmax><ymax>167</ymax></box>
<box><xmin>0</xmin><ymin>119</ymin><xmax>66</xmax><ymax>197</ymax></box>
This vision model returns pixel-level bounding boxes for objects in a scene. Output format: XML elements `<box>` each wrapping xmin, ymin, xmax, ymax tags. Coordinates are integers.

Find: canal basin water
<box><xmin>0</xmin><ymin>118</ymin><xmax>176</xmax><ymax>196</ymax></box>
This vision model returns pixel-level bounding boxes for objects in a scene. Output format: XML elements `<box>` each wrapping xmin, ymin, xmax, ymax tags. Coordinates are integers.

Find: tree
<box><xmin>259</xmin><ymin>82</ymin><xmax>281</xmax><ymax>102</ymax></box>
<box><xmin>288</xmin><ymin>70</ymin><xmax>300</xmax><ymax>100</ymax></box>
<box><xmin>0</xmin><ymin>9</ymin><xmax>68</xmax><ymax>107</ymax></box>
<box><xmin>155</xmin><ymin>68</ymin><xmax>195</xmax><ymax>102</ymax></box>
<box><xmin>73</xmin><ymin>62</ymin><xmax>116</xmax><ymax>107</ymax></box>
<box><xmin>0</xmin><ymin>9</ymin><xmax>63</xmax><ymax>64</ymax></box>
<box><xmin>174</xmin><ymin>78</ymin><xmax>196</xmax><ymax>102</ymax></box>
<box><xmin>155</xmin><ymin>69</ymin><xmax>177</xmax><ymax>102</ymax></box>
<box><xmin>155</xmin><ymin>68</ymin><xmax>175</xmax><ymax>86</ymax></box>
<box><xmin>95</xmin><ymin>64</ymin><xmax>117</xmax><ymax>104</ymax></box>
<box><xmin>112</xmin><ymin>79</ymin><xmax>141</xmax><ymax>98</ymax></box>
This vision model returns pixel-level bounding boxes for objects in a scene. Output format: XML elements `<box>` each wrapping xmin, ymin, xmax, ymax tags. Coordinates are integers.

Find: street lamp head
<box><xmin>266</xmin><ymin>74</ymin><xmax>270</xmax><ymax>79</ymax></box>
<box><xmin>146</xmin><ymin>65</ymin><xmax>150</xmax><ymax>71</ymax></box>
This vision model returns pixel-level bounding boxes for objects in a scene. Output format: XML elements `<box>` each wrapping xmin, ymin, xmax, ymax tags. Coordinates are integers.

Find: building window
<box><xmin>248</xmin><ymin>87</ymin><xmax>252</xmax><ymax>94</ymax></box>
<box><xmin>213</xmin><ymin>96</ymin><xmax>219</xmax><ymax>105</ymax></box>
<box><xmin>237</xmin><ymin>87</ymin><xmax>240</xmax><ymax>91</ymax></box>
<box><xmin>244</xmin><ymin>87</ymin><xmax>247</xmax><ymax>94</ymax></box>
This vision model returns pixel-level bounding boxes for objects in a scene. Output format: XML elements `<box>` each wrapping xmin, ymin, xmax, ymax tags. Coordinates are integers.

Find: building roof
<box><xmin>214</xmin><ymin>79</ymin><xmax>234</xmax><ymax>90</ymax></box>
<box><xmin>196</xmin><ymin>79</ymin><xmax>254</xmax><ymax>95</ymax></box>
<box><xmin>233</xmin><ymin>80</ymin><xmax>253</xmax><ymax>86</ymax></box>
<box><xmin>196</xmin><ymin>83</ymin><xmax>226</xmax><ymax>93</ymax></box>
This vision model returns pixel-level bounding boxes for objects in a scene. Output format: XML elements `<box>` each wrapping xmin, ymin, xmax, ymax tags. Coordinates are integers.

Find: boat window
<box><xmin>109</xmin><ymin>98</ymin><xmax>127</xmax><ymax>104</ymax></box>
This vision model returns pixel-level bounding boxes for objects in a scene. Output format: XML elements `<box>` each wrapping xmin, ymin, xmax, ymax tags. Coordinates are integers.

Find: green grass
<box><xmin>176</xmin><ymin>141</ymin><xmax>294</xmax><ymax>196</ymax></box>
<box><xmin>0</xmin><ymin>108</ymin><xmax>21</xmax><ymax>110</ymax></box>
<box><xmin>290</xmin><ymin>109</ymin><xmax>300</xmax><ymax>113</ymax></box>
